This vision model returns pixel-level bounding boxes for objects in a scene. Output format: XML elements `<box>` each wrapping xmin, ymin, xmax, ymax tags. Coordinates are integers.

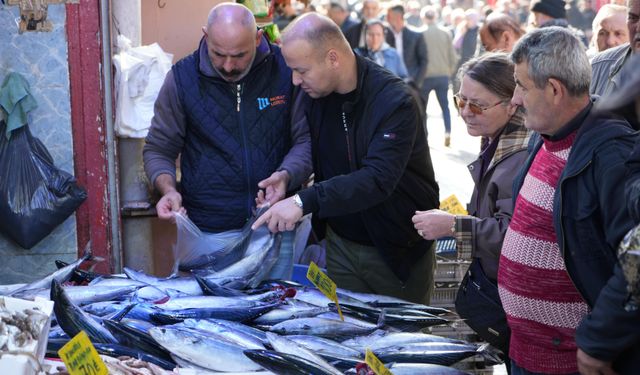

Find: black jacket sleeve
<box><xmin>625</xmin><ymin>137</ymin><xmax>640</xmax><ymax>222</ymax></box>
<box><xmin>575</xmin><ymin>137</ymin><xmax>640</xmax><ymax>364</ymax></box>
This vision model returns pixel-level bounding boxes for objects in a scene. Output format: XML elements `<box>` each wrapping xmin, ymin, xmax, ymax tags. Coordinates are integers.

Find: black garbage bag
<box><xmin>0</xmin><ymin>120</ymin><xmax>87</xmax><ymax>248</ymax></box>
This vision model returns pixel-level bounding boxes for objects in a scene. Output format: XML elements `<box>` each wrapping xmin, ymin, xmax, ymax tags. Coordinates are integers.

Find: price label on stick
<box><xmin>307</xmin><ymin>261</ymin><xmax>344</xmax><ymax>321</ymax></box>
<box><xmin>365</xmin><ymin>349</ymin><xmax>394</xmax><ymax>375</ymax></box>
<box><xmin>58</xmin><ymin>330</ymin><xmax>108</xmax><ymax>375</ymax></box>
<box><xmin>440</xmin><ymin>194</ymin><xmax>468</xmax><ymax>215</ymax></box>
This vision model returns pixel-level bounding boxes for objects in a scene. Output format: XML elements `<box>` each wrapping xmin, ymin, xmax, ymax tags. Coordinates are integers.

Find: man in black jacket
<box><xmin>254</xmin><ymin>13</ymin><xmax>439</xmax><ymax>304</ymax></box>
<box><xmin>385</xmin><ymin>4</ymin><xmax>428</xmax><ymax>85</ymax></box>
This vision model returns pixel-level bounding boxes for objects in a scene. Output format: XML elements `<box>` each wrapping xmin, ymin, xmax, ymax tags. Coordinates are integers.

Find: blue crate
<box><xmin>436</xmin><ymin>236</ymin><xmax>457</xmax><ymax>257</ymax></box>
<box><xmin>291</xmin><ymin>264</ymin><xmax>322</xmax><ymax>287</ymax></box>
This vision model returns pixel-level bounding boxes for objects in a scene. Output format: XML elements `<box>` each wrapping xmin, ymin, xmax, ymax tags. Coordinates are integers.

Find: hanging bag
<box><xmin>455</xmin><ymin>258</ymin><xmax>510</xmax><ymax>353</ymax></box>
<box><xmin>0</xmin><ymin>119</ymin><xmax>86</xmax><ymax>248</ymax></box>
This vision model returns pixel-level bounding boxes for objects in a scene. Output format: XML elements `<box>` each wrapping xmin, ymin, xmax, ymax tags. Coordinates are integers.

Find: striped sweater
<box><xmin>498</xmin><ymin>130</ymin><xmax>589</xmax><ymax>374</ymax></box>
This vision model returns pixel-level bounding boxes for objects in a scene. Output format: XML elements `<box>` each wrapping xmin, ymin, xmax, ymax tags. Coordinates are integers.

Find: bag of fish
<box><xmin>173</xmin><ymin>207</ymin><xmax>277</xmax><ymax>278</ymax></box>
<box><xmin>173</xmin><ymin>212</ymin><xmax>245</xmax><ymax>271</ymax></box>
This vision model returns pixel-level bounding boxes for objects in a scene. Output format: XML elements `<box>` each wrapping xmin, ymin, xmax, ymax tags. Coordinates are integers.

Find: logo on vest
<box><xmin>257</xmin><ymin>95</ymin><xmax>287</xmax><ymax>111</ymax></box>
<box><xmin>257</xmin><ymin>97</ymin><xmax>270</xmax><ymax>111</ymax></box>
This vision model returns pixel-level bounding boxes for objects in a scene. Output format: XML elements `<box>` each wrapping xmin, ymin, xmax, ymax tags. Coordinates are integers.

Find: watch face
<box><xmin>293</xmin><ymin>194</ymin><xmax>303</xmax><ymax>208</ymax></box>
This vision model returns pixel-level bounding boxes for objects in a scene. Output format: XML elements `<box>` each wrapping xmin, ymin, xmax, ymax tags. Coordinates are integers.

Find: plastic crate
<box><xmin>435</xmin><ymin>260</ymin><xmax>471</xmax><ymax>283</ymax></box>
<box><xmin>435</xmin><ymin>237</ymin><xmax>457</xmax><ymax>257</ymax></box>
<box><xmin>291</xmin><ymin>264</ymin><xmax>325</xmax><ymax>287</ymax></box>
<box><xmin>430</xmin><ymin>284</ymin><xmax>459</xmax><ymax>308</ymax></box>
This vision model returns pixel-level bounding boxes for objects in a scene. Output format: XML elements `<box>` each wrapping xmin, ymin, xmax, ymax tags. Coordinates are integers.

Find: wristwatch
<box><xmin>292</xmin><ymin>194</ymin><xmax>303</xmax><ymax>210</ymax></box>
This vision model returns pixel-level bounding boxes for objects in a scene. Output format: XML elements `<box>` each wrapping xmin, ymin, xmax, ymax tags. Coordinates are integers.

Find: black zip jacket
<box><xmin>297</xmin><ymin>54</ymin><xmax>439</xmax><ymax>281</ymax></box>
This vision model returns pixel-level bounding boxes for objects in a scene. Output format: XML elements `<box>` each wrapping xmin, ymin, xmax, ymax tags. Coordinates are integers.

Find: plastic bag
<box><xmin>0</xmin><ymin>120</ymin><xmax>87</xmax><ymax>248</ymax></box>
<box><xmin>174</xmin><ymin>212</ymin><xmax>245</xmax><ymax>271</ymax></box>
<box><xmin>113</xmin><ymin>35</ymin><xmax>173</xmax><ymax>138</ymax></box>
<box><xmin>173</xmin><ymin>207</ymin><xmax>279</xmax><ymax>283</ymax></box>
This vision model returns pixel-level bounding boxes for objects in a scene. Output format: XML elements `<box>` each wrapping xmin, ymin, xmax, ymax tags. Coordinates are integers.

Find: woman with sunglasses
<box><xmin>412</xmin><ymin>52</ymin><xmax>531</xmax><ymax>358</ymax></box>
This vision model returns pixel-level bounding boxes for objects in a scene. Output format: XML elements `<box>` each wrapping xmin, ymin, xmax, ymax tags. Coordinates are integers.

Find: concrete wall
<box><xmin>0</xmin><ymin>4</ymin><xmax>77</xmax><ymax>283</ymax></box>
<box><xmin>141</xmin><ymin>0</ymin><xmax>224</xmax><ymax>63</ymax></box>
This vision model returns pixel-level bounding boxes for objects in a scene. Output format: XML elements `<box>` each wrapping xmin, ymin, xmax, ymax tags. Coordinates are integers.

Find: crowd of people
<box><xmin>143</xmin><ymin>0</ymin><xmax>640</xmax><ymax>374</ymax></box>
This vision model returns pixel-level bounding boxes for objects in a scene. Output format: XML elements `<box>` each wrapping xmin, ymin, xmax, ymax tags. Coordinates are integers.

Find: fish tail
<box><xmin>81</xmin><ymin>241</ymin><xmax>92</xmax><ymax>259</ymax></box>
<box><xmin>81</xmin><ymin>241</ymin><xmax>105</xmax><ymax>264</ymax></box>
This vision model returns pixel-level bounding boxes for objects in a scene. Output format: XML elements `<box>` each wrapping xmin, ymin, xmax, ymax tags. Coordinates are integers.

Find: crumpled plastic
<box><xmin>113</xmin><ymin>35</ymin><xmax>173</xmax><ymax>138</ymax></box>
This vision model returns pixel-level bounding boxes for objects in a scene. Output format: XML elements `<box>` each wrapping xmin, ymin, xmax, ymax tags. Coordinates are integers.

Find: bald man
<box><xmin>253</xmin><ymin>13</ymin><xmax>439</xmax><ymax>304</ymax></box>
<box><xmin>144</xmin><ymin>3</ymin><xmax>311</xmax><ymax>279</ymax></box>
<box><xmin>344</xmin><ymin>0</ymin><xmax>389</xmax><ymax>49</ymax></box>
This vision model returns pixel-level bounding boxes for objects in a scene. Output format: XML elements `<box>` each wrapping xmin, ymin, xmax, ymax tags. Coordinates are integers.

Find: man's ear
<box><xmin>327</xmin><ymin>48</ymin><xmax>339</xmax><ymax>67</ymax></box>
<box><xmin>547</xmin><ymin>77</ymin><xmax>566</xmax><ymax>105</ymax></box>
<box><xmin>202</xmin><ymin>26</ymin><xmax>208</xmax><ymax>38</ymax></box>
<box><xmin>256</xmin><ymin>29</ymin><xmax>264</xmax><ymax>46</ymax></box>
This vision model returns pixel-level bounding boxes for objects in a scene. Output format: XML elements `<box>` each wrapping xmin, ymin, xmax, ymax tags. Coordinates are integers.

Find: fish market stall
<box><xmin>0</xmin><ymin>213</ymin><xmax>505</xmax><ymax>374</ymax></box>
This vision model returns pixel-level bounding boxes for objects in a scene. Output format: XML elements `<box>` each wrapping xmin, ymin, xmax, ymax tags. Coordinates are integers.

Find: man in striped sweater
<box><xmin>499</xmin><ymin>27</ymin><xmax>640</xmax><ymax>374</ymax></box>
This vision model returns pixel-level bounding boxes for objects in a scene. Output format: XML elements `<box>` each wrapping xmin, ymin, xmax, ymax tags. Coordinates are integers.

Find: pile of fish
<box><xmin>0</xmin><ymin>214</ymin><xmax>503</xmax><ymax>374</ymax></box>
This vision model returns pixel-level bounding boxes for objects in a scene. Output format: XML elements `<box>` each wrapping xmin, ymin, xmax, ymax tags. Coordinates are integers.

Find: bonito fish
<box><xmin>50</xmin><ymin>280</ymin><xmax>118</xmax><ymax>344</ymax></box>
<box><xmin>10</xmin><ymin>243</ymin><xmax>93</xmax><ymax>296</ymax></box>
<box><xmin>149</xmin><ymin>326</ymin><xmax>263</xmax><ymax>372</ymax></box>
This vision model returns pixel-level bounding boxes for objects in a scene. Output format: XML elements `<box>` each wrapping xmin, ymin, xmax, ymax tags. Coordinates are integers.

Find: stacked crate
<box><xmin>431</xmin><ymin>238</ymin><xmax>507</xmax><ymax>374</ymax></box>
<box><xmin>432</xmin><ymin>236</ymin><xmax>470</xmax><ymax>309</ymax></box>
<box><xmin>430</xmin><ymin>256</ymin><xmax>475</xmax><ymax>341</ymax></box>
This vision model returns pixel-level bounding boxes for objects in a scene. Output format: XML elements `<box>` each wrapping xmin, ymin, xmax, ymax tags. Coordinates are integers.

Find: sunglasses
<box><xmin>454</xmin><ymin>94</ymin><xmax>505</xmax><ymax>115</ymax></box>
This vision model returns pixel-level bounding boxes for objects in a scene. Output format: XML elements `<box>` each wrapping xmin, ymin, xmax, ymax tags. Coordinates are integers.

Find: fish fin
<box><xmin>376</xmin><ymin>308</ymin><xmax>387</xmax><ymax>328</ymax></box>
<box><xmin>110</xmin><ymin>303</ymin><xmax>137</xmax><ymax>322</ymax></box>
<box><xmin>477</xmin><ymin>343</ymin><xmax>504</xmax><ymax>365</ymax></box>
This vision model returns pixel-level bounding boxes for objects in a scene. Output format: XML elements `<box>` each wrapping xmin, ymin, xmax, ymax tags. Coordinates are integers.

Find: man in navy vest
<box><xmin>143</xmin><ymin>3</ymin><xmax>311</xmax><ymax>279</ymax></box>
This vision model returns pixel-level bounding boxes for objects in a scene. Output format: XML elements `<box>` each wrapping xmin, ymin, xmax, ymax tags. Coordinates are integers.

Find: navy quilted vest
<box><xmin>173</xmin><ymin>42</ymin><xmax>292</xmax><ymax>232</ymax></box>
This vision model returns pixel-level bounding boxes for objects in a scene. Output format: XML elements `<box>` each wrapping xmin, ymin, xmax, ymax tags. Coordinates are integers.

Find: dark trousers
<box><xmin>324</xmin><ymin>225</ymin><xmax>435</xmax><ymax>304</ymax></box>
<box><xmin>422</xmin><ymin>76</ymin><xmax>452</xmax><ymax>133</ymax></box>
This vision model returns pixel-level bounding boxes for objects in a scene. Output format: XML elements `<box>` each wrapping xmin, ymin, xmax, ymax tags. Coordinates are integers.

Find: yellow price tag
<box><xmin>365</xmin><ymin>349</ymin><xmax>394</xmax><ymax>375</ymax></box>
<box><xmin>306</xmin><ymin>261</ymin><xmax>344</xmax><ymax>321</ymax></box>
<box><xmin>439</xmin><ymin>194</ymin><xmax>468</xmax><ymax>215</ymax></box>
<box><xmin>58</xmin><ymin>331</ymin><xmax>108</xmax><ymax>375</ymax></box>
